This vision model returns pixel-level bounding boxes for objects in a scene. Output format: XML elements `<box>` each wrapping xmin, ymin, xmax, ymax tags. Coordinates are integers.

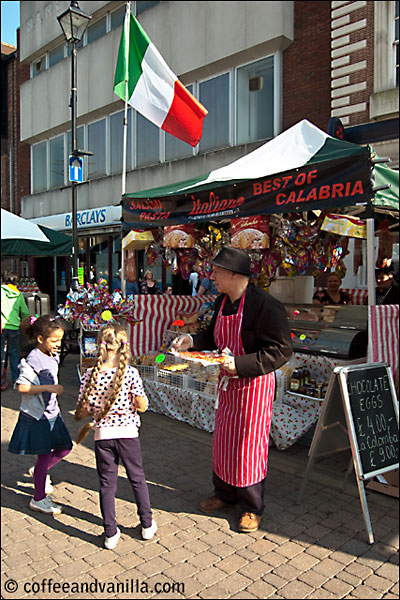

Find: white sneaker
<box><xmin>104</xmin><ymin>527</ymin><xmax>121</xmax><ymax>550</ymax></box>
<box><xmin>141</xmin><ymin>520</ymin><xmax>157</xmax><ymax>540</ymax></box>
<box><xmin>29</xmin><ymin>496</ymin><xmax>62</xmax><ymax>515</ymax></box>
<box><xmin>28</xmin><ymin>466</ymin><xmax>54</xmax><ymax>495</ymax></box>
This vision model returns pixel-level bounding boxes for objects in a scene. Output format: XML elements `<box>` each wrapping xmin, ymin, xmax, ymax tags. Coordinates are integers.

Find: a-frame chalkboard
<box><xmin>298</xmin><ymin>362</ymin><xmax>399</xmax><ymax>544</ymax></box>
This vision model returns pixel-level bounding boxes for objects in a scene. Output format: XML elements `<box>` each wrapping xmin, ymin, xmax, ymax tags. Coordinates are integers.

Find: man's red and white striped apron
<box><xmin>213</xmin><ymin>293</ymin><xmax>275</xmax><ymax>487</ymax></box>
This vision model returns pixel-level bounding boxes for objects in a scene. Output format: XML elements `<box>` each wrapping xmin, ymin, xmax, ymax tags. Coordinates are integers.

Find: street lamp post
<box><xmin>57</xmin><ymin>1</ymin><xmax>91</xmax><ymax>290</ymax></box>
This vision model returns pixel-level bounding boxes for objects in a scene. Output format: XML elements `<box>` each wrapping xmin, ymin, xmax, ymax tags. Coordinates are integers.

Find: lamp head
<box><xmin>57</xmin><ymin>1</ymin><xmax>91</xmax><ymax>44</ymax></box>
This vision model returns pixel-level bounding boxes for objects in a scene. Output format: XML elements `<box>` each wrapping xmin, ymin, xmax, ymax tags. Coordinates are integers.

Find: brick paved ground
<box><xmin>1</xmin><ymin>353</ymin><xmax>398</xmax><ymax>599</ymax></box>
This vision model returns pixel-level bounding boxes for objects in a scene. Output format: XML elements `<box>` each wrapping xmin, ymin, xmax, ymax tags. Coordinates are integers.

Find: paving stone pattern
<box><xmin>1</xmin><ymin>354</ymin><xmax>398</xmax><ymax>599</ymax></box>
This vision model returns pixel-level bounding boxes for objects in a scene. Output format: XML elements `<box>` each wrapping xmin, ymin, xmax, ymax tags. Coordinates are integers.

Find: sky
<box><xmin>1</xmin><ymin>1</ymin><xmax>20</xmax><ymax>47</ymax></box>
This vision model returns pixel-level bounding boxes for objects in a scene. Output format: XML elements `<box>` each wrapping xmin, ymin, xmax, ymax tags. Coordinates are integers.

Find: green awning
<box><xmin>373</xmin><ymin>163</ymin><xmax>399</xmax><ymax>210</ymax></box>
<box><xmin>1</xmin><ymin>225</ymin><xmax>72</xmax><ymax>256</ymax></box>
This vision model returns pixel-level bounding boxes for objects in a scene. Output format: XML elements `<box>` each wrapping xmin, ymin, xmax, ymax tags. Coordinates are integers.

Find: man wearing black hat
<box><xmin>375</xmin><ymin>268</ymin><xmax>399</xmax><ymax>305</ymax></box>
<box><xmin>173</xmin><ymin>246</ymin><xmax>292</xmax><ymax>532</ymax></box>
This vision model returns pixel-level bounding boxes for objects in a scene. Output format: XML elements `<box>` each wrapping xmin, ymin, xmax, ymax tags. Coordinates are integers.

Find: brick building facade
<box><xmin>1</xmin><ymin>30</ymin><xmax>30</xmax><ymax>275</ymax></box>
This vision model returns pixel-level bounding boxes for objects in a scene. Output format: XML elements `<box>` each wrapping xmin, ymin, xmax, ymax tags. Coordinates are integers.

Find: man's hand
<box><xmin>172</xmin><ymin>334</ymin><xmax>193</xmax><ymax>352</ymax></box>
<box><xmin>220</xmin><ymin>357</ymin><xmax>237</xmax><ymax>376</ymax></box>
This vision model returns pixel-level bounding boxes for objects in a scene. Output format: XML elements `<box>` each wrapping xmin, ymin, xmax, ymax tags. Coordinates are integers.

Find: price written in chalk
<box><xmin>347</xmin><ymin>368</ymin><xmax>399</xmax><ymax>474</ymax></box>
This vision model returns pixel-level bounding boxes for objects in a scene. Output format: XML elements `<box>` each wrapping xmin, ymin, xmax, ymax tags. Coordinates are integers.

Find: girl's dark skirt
<box><xmin>8</xmin><ymin>411</ymin><xmax>73</xmax><ymax>455</ymax></box>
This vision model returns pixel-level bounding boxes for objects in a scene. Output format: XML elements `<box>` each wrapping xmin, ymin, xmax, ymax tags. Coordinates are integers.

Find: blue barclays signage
<box><xmin>65</xmin><ymin>208</ymin><xmax>107</xmax><ymax>227</ymax></box>
<box><xmin>30</xmin><ymin>205</ymin><xmax>121</xmax><ymax>232</ymax></box>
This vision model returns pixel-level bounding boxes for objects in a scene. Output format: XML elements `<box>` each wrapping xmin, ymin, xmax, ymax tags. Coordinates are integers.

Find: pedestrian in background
<box><xmin>140</xmin><ymin>270</ymin><xmax>161</xmax><ymax>295</ymax></box>
<box><xmin>189</xmin><ymin>271</ymin><xmax>199</xmax><ymax>296</ymax></box>
<box><xmin>75</xmin><ymin>323</ymin><xmax>157</xmax><ymax>548</ymax></box>
<box><xmin>1</xmin><ymin>272</ymin><xmax>29</xmax><ymax>390</ymax></box>
<box><xmin>8</xmin><ymin>315</ymin><xmax>71</xmax><ymax>515</ymax></box>
<box><xmin>197</xmin><ymin>276</ymin><xmax>218</xmax><ymax>296</ymax></box>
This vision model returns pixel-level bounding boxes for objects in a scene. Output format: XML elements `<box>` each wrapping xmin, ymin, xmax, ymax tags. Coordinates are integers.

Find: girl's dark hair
<box><xmin>21</xmin><ymin>315</ymin><xmax>65</xmax><ymax>342</ymax></box>
<box><xmin>75</xmin><ymin>323</ymin><xmax>130</xmax><ymax>444</ymax></box>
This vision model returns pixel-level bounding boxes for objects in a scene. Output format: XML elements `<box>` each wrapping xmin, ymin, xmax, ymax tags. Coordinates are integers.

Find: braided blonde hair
<box><xmin>75</xmin><ymin>323</ymin><xmax>131</xmax><ymax>444</ymax></box>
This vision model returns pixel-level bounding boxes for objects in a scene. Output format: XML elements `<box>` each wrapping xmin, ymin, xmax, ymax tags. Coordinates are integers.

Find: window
<box><xmin>165</xmin><ymin>85</ymin><xmax>195</xmax><ymax>161</ymax></box>
<box><xmin>136</xmin><ymin>1</ymin><xmax>160</xmax><ymax>16</ymax></box>
<box><xmin>32</xmin><ymin>142</ymin><xmax>47</xmax><ymax>193</ymax></box>
<box><xmin>67</xmin><ymin>126</ymin><xmax>85</xmax><ymax>155</ymax></box>
<box><xmin>87</xmin><ymin>16</ymin><xmax>107</xmax><ymax>44</ymax></box>
<box><xmin>136</xmin><ymin>113</ymin><xmax>160</xmax><ymax>167</ymax></box>
<box><xmin>236</xmin><ymin>56</ymin><xmax>274</xmax><ymax>145</ymax></box>
<box><xmin>48</xmin><ymin>45</ymin><xmax>65</xmax><ymax>68</ymax></box>
<box><xmin>32</xmin><ymin>57</ymin><xmax>46</xmax><ymax>78</ymax></box>
<box><xmin>88</xmin><ymin>119</ymin><xmax>107</xmax><ymax>178</ymax></box>
<box><xmin>111</xmin><ymin>6</ymin><xmax>125</xmax><ymax>30</ymax></box>
<box><xmin>199</xmin><ymin>73</ymin><xmax>230</xmax><ymax>152</ymax></box>
<box><xmin>49</xmin><ymin>135</ymin><xmax>65</xmax><ymax>188</ymax></box>
<box><xmin>110</xmin><ymin>109</ymin><xmax>132</xmax><ymax>175</ymax></box>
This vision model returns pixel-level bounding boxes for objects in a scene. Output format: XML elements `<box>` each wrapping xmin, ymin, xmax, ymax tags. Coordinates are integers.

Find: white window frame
<box><xmin>234</xmin><ymin>51</ymin><xmax>282</xmax><ymax>145</ymax></box>
<box><xmin>374</xmin><ymin>1</ymin><xmax>398</xmax><ymax>91</ymax></box>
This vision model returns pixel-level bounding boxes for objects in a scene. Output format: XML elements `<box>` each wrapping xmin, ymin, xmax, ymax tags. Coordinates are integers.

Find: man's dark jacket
<box><xmin>193</xmin><ymin>282</ymin><xmax>293</xmax><ymax>378</ymax></box>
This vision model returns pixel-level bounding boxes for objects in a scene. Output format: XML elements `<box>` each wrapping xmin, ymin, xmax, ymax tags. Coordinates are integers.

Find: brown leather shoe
<box><xmin>199</xmin><ymin>496</ymin><xmax>230</xmax><ymax>513</ymax></box>
<box><xmin>238</xmin><ymin>512</ymin><xmax>262</xmax><ymax>532</ymax></box>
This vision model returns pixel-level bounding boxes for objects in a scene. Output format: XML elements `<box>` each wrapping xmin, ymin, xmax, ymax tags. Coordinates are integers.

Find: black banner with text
<box><xmin>122</xmin><ymin>155</ymin><xmax>372</xmax><ymax>228</ymax></box>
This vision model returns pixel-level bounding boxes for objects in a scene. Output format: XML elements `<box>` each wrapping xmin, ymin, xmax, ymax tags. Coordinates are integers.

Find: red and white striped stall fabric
<box><xmin>343</xmin><ymin>288</ymin><xmax>368</xmax><ymax>306</ymax></box>
<box><xmin>368</xmin><ymin>304</ymin><xmax>399</xmax><ymax>378</ymax></box>
<box><xmin>128</xmin><ymin>295</ymin><xmax>217</xmax><ymax>356</ymax></box>
<box><xmin>315</xmin><ymin>288</ymin><xmax>368</xmax><ymax>305</ymax></box>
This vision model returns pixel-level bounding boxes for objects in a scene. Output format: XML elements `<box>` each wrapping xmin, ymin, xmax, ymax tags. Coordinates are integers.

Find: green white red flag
<box><xmin>113</xmin><ymin>10</ymin><xmax>208</xmax><ymax>147</ymax></box>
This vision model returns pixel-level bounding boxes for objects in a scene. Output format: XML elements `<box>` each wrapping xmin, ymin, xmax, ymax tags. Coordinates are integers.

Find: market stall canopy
<box><xmin>1</xmin><ymin>222</ymin><xmax>72</xmax><ymax>256</ymax></box>
<box><xmin>373</xmin><ymin>163</ymin><xmax>399</xmax><ymax>211</ymax></box>
<box><xmin>1</xmin><ymin>208</ymin><xmax>50</xmax><ymax>243</ymax></box>
<box><xmin>122</xmin><ymin>119</ymin><xmax>374</xmax><ymax>228</ymax></box>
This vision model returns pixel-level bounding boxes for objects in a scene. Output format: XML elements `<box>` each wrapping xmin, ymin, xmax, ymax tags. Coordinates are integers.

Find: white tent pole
<box><xmin>366</xmin><ymin>218</ymin><xmax>375</xmax><ymax>306</ymax></box>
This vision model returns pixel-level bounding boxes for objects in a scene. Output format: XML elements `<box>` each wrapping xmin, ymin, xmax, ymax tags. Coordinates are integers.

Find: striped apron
<box><xmin>213</xmin><ymin>293</ymin><xmax>275</xmax><ymax>487</ymax></box>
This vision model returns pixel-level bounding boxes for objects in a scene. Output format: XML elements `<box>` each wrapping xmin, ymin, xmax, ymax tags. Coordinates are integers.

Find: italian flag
<box><xmin>114</xmin><ymin>10</ymin><xmax>208</xmax><ymax>147</ymax></box>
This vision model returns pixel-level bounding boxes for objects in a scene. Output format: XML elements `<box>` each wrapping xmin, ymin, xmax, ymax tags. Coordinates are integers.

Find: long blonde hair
<box><xmin>75</xmin><ymin>323</ymin><xmax>131</xmax><ymax>444</ymax></box>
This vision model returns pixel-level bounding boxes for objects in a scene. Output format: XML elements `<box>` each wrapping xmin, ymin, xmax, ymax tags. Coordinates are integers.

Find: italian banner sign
<box><xmin>122</xmin><ymin>154</ymin><xmax>373</xmax><ymax>228</ymax></box>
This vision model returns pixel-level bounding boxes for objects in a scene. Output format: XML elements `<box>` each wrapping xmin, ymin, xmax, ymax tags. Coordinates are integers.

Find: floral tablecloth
<box><xmin>143</xmin><ymin>380</ymin><xmax>217</xmax><ymax>433</ymax></box>
<box><xmin>143</xmin><ymin>353</ymin><xmax>365</xmax><ymax>449</ymax></box>
<box><xmin>270</xmin><ymin>353</ymin><xmax>365</xmax><ymax>449</ymax></box>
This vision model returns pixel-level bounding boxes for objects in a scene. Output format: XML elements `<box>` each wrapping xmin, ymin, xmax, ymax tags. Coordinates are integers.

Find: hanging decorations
<box><xmin>376</xmin><ymin>219</ymin><xmax>394</xmax><ymax>269</ymax></box>
<box><xmin>57</xmin><ymin>279</ymin><xmax>139</xmax><ymax>328</ymax></box>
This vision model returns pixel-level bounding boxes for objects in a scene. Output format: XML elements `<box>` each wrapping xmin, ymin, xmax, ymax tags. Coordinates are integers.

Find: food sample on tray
<box><xmin>162</xmin><ymin>363</ymin><xmax>189</xmax><ymax>372</ymax></box>
<box><xmin>172</xmin><ymin>350</ymin><xmax>229</xmax><ymax>366</ymax></box>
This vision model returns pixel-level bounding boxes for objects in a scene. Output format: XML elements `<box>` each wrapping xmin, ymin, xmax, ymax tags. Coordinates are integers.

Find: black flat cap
<box><xmin>212</xmin><ymin>246</ymin><xmax>252</xmax><ymax>276</ymax></box>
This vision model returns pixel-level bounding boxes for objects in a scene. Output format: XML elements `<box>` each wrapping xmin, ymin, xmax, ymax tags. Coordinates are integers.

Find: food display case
<box><xmin>284</xmin><ymin>303</ymin><xmax>368</xmax><ymax>360</ymax></box>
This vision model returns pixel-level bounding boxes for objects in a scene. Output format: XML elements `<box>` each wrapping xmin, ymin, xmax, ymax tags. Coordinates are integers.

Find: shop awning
<box><xmin>1</xmin><ymin>225</ymin><xmax>72</xmax><ymax>256</ymax></box>
<box><xmin>122</xmin><ymin>119</ymin><xmax>375</xmax><ymax>229</ymax></box>
<box><xmin>373</xmin><ymin>163</ymin><xmax>399</xmax><ymax>211</ymax></box>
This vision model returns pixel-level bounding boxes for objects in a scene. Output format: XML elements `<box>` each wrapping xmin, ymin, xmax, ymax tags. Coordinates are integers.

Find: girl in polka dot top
<box><xmin>75</xmin><ymin>323</ymin><xmax>157</xmax><ymax>548</ymax></box>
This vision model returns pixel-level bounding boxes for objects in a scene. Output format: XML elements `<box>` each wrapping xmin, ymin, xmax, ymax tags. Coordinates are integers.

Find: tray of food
<box><xmin>171</xmin><ymin>350</ymin><xmax>229</xmax><ymax>367</ymax></box>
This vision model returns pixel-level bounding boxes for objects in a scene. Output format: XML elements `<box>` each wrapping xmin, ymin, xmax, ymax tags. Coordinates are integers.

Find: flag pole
<box><xmin>121</xmin><ymin>1</ymin><xmax>131</xmax><ymax>297</ymax></box>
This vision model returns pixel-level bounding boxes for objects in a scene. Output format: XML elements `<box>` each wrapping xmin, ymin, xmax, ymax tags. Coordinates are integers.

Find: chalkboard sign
<box><xmin>341</xmin><ymin>364</ymin><xmax>399</xmax><ymax>479</ymax></box>
<box><xmin>298</xmin><ymin>362</ymin><xmax>399</xmax><ymax>545</ymax></box>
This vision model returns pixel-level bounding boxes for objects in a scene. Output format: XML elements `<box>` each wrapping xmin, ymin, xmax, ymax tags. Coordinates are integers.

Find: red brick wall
<box><xmin>1</xmin><ymin>29</ymin><xmax>30</xmax><ymax>275</ymax></box>
<box><xmin>283</xmin><ymin>1</ymin><xmax>332</xmax><ymax>132</ymax></box>
<box><xmin>1</xmin><ymin>30</ymin><xmax>30</xmax><ymax>216</ymax></box>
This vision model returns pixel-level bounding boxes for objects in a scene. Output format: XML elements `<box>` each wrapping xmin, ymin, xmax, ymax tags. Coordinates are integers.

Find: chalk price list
<box><xmin>347</xmin><ymin>371</ymin><xmax>399</xmax><ymax>473</ymax></box>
